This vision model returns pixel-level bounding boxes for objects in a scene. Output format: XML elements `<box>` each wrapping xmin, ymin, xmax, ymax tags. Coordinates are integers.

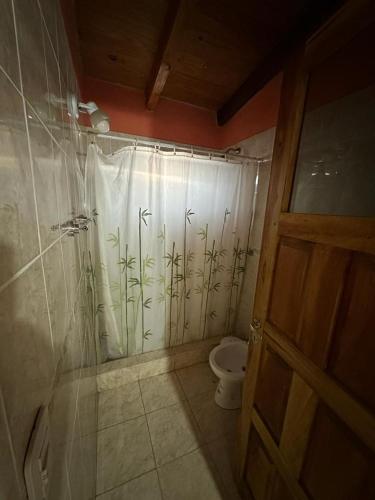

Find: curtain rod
<box><xmin>81</xmin><ymin>128</ymin><xmax>271</xmax><ymax>164</ymax></box>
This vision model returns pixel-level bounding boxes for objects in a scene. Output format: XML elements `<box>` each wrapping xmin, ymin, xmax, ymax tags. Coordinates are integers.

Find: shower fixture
<box><xmin>67</xmin><ymin>94</ymin><xmax>110</xmax><ymax>133</ymax></box>
<box><xmin>225</xmin><ymin>146</ymin><xmax>242</xmax><ymax>155</ymax></box>
<box><xmin>77</xmin><ymin>101</ymin><xmax>110</xmax><ymax>133</ymax></box>
<box><xmin>48</xmin><ymin>93</ymin><xmax>110</xmax><ymax>133</ymax></box>
<box><xmin>51</xmin><ymin>214</ymin><xmax>91</xmax><ymax>237</ymax></box>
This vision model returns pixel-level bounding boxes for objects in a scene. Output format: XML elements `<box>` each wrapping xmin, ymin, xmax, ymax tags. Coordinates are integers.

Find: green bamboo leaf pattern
<box><xmin>141</xmin><ymin>209</ymin><xmax>152</xmax><ymax>226</ymax></box>
<box><xmin>143</xmin><ymin>297</ymin><xmax>152</xmax><ymax>309</ymax></box>
<box><xmin>143</xmin><ymin>329</ymin><xmax>152</xmax><ymax>339</ymax></box>
<box><xmin>210</xmin><ymin>282</ymin><xmax>221</xmax><ymax>292</ymax></box>
<box><xmin>203</xmin><ymin>239</ymin><xmax>216</xmax><ymax>338</ymax></box>
<box><xmin>96</xmin><ymin>303</ymin><xmax>104</xmax><ymax>314</ymax></box>
<box><xmin>187</xmin><ymin>250</ymin><xmax>194</xmax><ymax>262</ymax></box>
<box><xmin>195</xmin><ymin>268</ymin><xmax>205</xmax><ymax>279</ymax></box>
<box><xmin>97</xmin><ymin>194</ymin><xmax>252</xmax><ymax>357</ymax></box>
<box><xmin>144</xmin><ymin>256</ymin><xmax>155</xmax><ymax>269</ymax></box>
<box><xmin>107</xmin><ymin>233</ymin><xmax>119</xmax><ymax>247</ymax></box>
<box><xmin>119</xmin><ymin>256</ymin><xmax>136</xmax><ymax>271</ymax></box>
<box><xmin>197</xmin><ymin>226</ymin><xmax>208</xmax><ymax>240</ymax></box>
<box><xmin>185</xmin><ymin>208</ymin><xmax>195</xmax><ymax>224</ymax></box>
<box><xmin>129</xmin><ymin>277</ymin><xmax>141</xmax><ymax>288</ymax></box>
<box><xmin>110</xmin><ymin>281</ymin><xmax>120</xmax><ymax>291</ymax></box>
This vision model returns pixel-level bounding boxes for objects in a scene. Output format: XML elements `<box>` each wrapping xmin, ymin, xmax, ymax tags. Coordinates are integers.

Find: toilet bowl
<box><xmin>209</xmin><ymin>337</ymin><xmax>248</xmax><ymax>409</ymax></box>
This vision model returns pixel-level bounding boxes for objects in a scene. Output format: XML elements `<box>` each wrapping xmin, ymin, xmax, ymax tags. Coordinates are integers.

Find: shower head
<box><xmin>79</xmin><ymin>101</ymin><xmax>110</xmax><ymax>133</ymax></box>
<box><xmin>64</xmin><ymin>94</ymin><xmax>110</xmax><ymax>133</ymax></box>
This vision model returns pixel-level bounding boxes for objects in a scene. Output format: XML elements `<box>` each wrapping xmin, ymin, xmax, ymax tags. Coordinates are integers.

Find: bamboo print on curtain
<box><xmin>86</xmin><ymin>144</ymin><xmax>257</xmax><ymax>360</ymax></box>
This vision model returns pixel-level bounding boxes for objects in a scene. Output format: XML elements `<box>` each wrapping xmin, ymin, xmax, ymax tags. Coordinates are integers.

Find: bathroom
<box><xmin>1</xmin><ymin>0</ymin><xmax>375</xmax><ymax>499</ymax></box>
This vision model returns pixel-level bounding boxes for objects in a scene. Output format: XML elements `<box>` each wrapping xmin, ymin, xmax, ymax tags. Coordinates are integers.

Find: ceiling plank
<box><xmin>145</xmin><ymin>0</ymin><xmax>184</xmax><ymax>110</ymax></box>
<box><xmin>217</xmin><ymin>0</ymin><xmax>347</xmax><ymax>126</ymax></box>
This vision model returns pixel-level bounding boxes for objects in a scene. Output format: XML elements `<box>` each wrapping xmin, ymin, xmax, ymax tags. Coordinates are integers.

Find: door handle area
<box><xmin>249</xmin><ymin>318</ymin><xmax>262</xmax><ymax>344</ymax></box>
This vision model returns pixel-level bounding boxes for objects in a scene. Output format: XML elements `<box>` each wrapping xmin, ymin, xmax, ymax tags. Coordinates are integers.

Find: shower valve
<box><xmin>50</xmin><ymin>215</ymin><xmax>92</xmax><ymax>236</ymax></box>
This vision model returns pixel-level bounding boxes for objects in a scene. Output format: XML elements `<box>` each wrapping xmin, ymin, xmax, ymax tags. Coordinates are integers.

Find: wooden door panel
<box><xmin>246</xmin><ymin>428</ymin><xmax>276</xmax><ymax>500</ymax></box>
<box><xmin>279</xmin><ymin>373</ymin><xmax>318</xmax><ymax>477</ymax></box>
<box><xmin>254</xmin><ymin>346</ymin><xmax>293</xmax><ymax>443</ymax></box>
<box><xmin>270</xmin><ymin>475</ymin><xmax>294</xmax><ymax>500</ymax></box>
<box><xmin>268</xmin><ymin>238</ymin><xmax>312</xmax><ymax>342</ymax></box>
<box><xmin>238</xmin><ymin>3</ymin><xmax>375</xmax><ymax>498</ymax></box>
<box><xmin>300</xmin><ymin>404</ymin><xmax>375</xmax><ymax>500</ymax></box>
<box><xmin>328</xmin><ymin>253</ymin><xmax>375</xmax><ymax>412</ymax></box>
<box><xmin>296</xmin><ymin>244</ymin><xmax>351</xmax><ymax>368</ymax></box>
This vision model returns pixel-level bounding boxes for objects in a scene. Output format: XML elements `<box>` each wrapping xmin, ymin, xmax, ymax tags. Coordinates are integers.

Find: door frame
<box><xmin>236</xmin><ymin>0</ymin><xmax>375</xmax><ymax>497</ymax></box>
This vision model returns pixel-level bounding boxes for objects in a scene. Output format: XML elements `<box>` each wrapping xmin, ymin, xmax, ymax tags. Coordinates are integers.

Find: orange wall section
<box><xmin>82</xmin><ymin>75</ymin><xmax>282</xmax><ymax>149</ymax></box>
<box><xmin>220</xmin><ymin>74</ymin><xmax>282</xmax><ymax>148</ymax></box>
<box><xmin>83</xmin><ymin>76</ymin><xmax>222</xmax><ymax>149</ymax></box>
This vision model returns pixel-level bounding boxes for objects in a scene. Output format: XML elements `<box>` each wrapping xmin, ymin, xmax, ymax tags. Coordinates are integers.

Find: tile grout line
<box><xmin>0</xmin><ymin>231</ymin><xmax>67</xmax><ymax>295</ymax></box>
<box><xmin>95</xmin><ymin>468</ymin><xmax>160</xmax><ymax>499</ymax></box>
<box><xmin>97</xmin><ymin>394</ymin><xmax>189</xmax><ymax>433</ymax></box>
<box><xmin>138</xmin><ymin>380</ymin><xmax>165</xmax><ymax>500</ymax></box>
<box><xmin>0</xmin><ymin>54</ymin><xmax>70</xmax><ymax>160</ymax></box>
<box><xmin>173</xmin><ymin>368</ymin><xmax>238</xmax><ymax>499</ymax></box>
<box><xmin>0</xmin><ymin>387</ymin><xmax>24</xmax><ymax>497</ymax></box>
<box><xmin>11</xmin><ymin>0</ymin><xmax>56</xmax><ymax>356</ymax></box>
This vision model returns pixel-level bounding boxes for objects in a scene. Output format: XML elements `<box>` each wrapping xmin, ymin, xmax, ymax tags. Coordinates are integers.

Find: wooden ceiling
<box><xmin>75</xmin><ymin>0</ymin><xmax>346</xmax><ymax>124</ymax></box>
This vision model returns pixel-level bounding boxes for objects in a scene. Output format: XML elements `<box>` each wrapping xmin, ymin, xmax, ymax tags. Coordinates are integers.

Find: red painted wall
<box><xmin>82</xmin><ymin>75</ymin><xmax>281</xmax><ymax>149</ymax></box>
<box><xmin>82</xmin><ymin>77</ymin><xmax>222</xmax><ymax>149</ymax></box>
<box><xmin>220</xmin><ymin>74</ymin><xmax>282</xmax><ymax>148</ymax></box>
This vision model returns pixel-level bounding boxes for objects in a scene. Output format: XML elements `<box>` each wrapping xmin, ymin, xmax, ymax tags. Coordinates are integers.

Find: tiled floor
<box><xmin>96</xmin><ymin>362</ymin><xmax>242</xmax><ymax>500</ymax></box>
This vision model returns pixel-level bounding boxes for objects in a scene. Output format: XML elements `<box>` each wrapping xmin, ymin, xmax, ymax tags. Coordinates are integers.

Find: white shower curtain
<box><xmin>85</xmin><ymin>143</ymin><xmax>257</xmax><ymax>359</ymax></box>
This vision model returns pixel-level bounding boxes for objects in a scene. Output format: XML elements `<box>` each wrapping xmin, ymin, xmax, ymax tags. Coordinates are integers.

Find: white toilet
<box><xmin>209</xmin><ymin>336</ymin><xmax>248</xmax><ymax>410</ymax></box>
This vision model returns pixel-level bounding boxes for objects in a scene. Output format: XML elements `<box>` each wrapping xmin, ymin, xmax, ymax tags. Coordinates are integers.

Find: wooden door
<box><xmin>237</xmin><ymin>1</ymin><xmax>375</xmax><ymax>499</ymax></box>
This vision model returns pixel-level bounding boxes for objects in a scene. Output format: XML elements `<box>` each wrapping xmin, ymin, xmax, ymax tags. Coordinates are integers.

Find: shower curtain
<box><xmin>85</xmin><ymin>143</ymin><xmax>258</xmax><ymax>359</ymax></box>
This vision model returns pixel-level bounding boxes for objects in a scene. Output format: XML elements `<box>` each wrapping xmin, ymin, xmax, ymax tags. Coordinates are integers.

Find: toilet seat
<box><xmin>209</xmin><ymin>337</ymin><xmax>248</xmax><ymax>409</ymax></box>
<box><xmin>209</xmin><ymin>340</ymin><xmax>247</xmax><ymax>382</ymax></box>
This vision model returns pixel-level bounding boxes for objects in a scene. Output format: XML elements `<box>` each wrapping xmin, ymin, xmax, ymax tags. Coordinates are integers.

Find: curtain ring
<box><xmin>173</xmin><ymin>145</ymin><xmax>176</xmax><ymax>155</ymax></box>
<box><xmin>134</xmin><ymin>138</ymin><xmax>138</xmax><ymax>151</ymax></box>
<box><xmin>191</xmin><ymin>147</ymin><xmax>193</xmax><ymax>158</ymax></box>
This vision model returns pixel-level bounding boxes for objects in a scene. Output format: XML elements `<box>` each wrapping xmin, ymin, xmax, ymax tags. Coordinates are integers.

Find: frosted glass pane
<box><xmin>290</xmin><ymin>25</ymin><xmax>375</xmax><ymax>217</ymax></box>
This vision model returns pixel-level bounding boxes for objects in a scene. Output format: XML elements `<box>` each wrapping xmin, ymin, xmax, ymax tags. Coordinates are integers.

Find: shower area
<box><xmin>82</xmin><ymin>132</ymin><xmax>272</xmax><ymax>363</ymax></box>
<box><xmin>80</xmin><ymin>129</ymin><xmax>274</xmax><ymax>500</ymax></box>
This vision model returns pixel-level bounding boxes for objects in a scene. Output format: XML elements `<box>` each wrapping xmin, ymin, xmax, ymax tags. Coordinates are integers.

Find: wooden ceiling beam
<box><xmin>145</xmin><ymin>0</ymin><xmax>183</xmax><ymax>110</ymax></box>
<box><xmin>217</xmin><ymin>0</ymin><xmax>347</xmax><ymax>126</ymax></box>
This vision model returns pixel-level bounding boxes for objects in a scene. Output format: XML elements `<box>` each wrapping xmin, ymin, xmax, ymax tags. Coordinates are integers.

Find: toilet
<box><xmin>209</xmin><ymin>336</ymin><xmax>248</xmax><ymax>410</ymax></box>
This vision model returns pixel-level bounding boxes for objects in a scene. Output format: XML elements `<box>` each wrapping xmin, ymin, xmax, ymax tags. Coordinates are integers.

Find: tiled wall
<box><xmin>234</xmin><ymin>128</ymin><xmax>275</xmax><ymax>337</ymax></box>
<box><xmin>0</xmin><ymin>1</ymin><xmax>97</xmax><ymax>499</ymax></box>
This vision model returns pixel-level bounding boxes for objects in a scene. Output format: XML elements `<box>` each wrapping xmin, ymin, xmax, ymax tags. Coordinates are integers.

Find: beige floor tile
<box><xmin>96</xmin><ymin>416</ymin><xmax>155</xmax><ymax>494</ymax></box>
<box><xmin>176</xmin><ymin>363</ymin><xmax>218</xmax><ymax>399</ymax></box>
<box><xmin>96</xmin><ymin>470</ymin><xmax>162</xmax><ymax>500</ymax></box>
<box><xmin>188</xmin><ymin>390</ymin><xmax>239</xmax><ymax>442</ymax></box>
<box><xmin>140</xmin><ymin>372</ymin><xmax>185</xmax><ymax>413</ymax></box>
<box><xmin>158</xmin><ymin>448</ymin><xmax>226</xmax><ymax>500</ymax></box>
<box><xmin>207</xmin><ymin>437</ymin><xmax>242</xmax><ymax>500</ymax></box>
<box><xmin>147</xmin><ymin>402</ymin><xmax>202</xmax><ymax>466</ymax></box>
<box><xmin>98</xmin><ymin>382</ymin><xmax>144</xmax><ymax>430</ymax></box>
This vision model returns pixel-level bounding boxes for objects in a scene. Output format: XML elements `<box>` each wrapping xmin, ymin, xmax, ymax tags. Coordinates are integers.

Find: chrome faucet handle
<box><xmin>67</xmin><ymin>227</ymin><xmax>80</xmax><ymax>237</ymax></box>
